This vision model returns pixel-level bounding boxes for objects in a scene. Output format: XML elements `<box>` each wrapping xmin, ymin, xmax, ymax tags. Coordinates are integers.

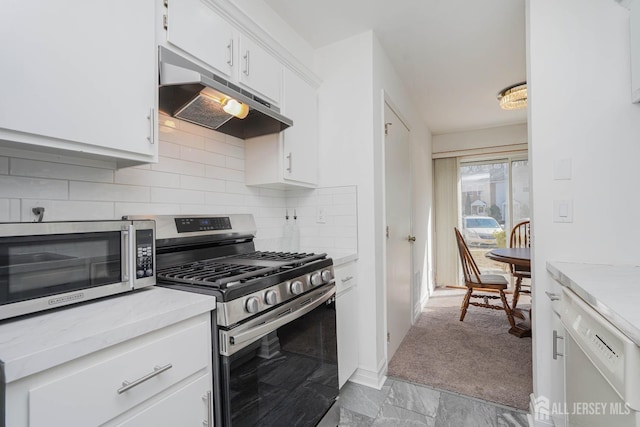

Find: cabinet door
<box><xmin>631</xmin><ymin>0</ymin><xmax>640</xmax><ymax>102</ymax></box>
<box><xmin>166</xmin><ymin>0</ymin><xmax>235</xmax><ymax>79</ymax></box>
<box><xmin>337</xmin><ymin>285</ymin><xmax>359</xmax><ymax>388</ymax></box>
<box><xmin>0</xmin><ymin>0</ymin><xmax>157</xmax><ymax>163</ymax></box>
<box><xmin>238</xmin><ymin>36</ymin><xmax>282</xmax><ymax>104</ymax></box>
<box><xmin>282</xmin><ymin>69</ymin><xmax>318</xmax><ymax>186</ymax></box>
<box><xmin>114</xmin><ymin>374</ymin><xmax>213</xmax><ymax>427</ymax></box>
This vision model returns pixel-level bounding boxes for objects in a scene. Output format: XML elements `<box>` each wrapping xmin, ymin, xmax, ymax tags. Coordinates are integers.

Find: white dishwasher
<box><xmin>559</xmin><ymin>287</ymin><xmax>640</xmax><ymax>426</ymax></box>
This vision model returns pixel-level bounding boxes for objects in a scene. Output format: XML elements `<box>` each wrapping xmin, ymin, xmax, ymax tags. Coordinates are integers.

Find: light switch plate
<box><xmin>553</xmin><ymin>199</ymin><xmax>573</xmax><ymax>223</ymax></box>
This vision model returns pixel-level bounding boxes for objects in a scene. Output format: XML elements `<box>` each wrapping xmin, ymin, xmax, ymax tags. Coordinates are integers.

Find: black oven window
<box><xmin>0</xmin><ymin>232</ymin><xmax>122</xmax><ymax>304</ymax></box>
<box><xmin>222</xmin><ymin>299</ymin><xmax>338</xmax><ymax>427</ymax></box>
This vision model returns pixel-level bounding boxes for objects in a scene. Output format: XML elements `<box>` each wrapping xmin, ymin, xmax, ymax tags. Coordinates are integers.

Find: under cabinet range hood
<box><xmin>158</xmin><ymin>47</ymin><xmax>292</xmax><ymax>139</ymax></box>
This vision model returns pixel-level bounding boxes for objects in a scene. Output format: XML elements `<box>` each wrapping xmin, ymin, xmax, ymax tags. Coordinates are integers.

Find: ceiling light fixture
<box><xmin>497</xmin><ymin>82</ymin><xmax>527</xmax><ymax>110</ymax></box>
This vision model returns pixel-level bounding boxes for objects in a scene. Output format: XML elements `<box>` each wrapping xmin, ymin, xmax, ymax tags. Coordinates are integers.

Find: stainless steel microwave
<box><xmin>0</xmin><ymin>220</ymin><xmax>155</xmax><ymax>321</ymax></box>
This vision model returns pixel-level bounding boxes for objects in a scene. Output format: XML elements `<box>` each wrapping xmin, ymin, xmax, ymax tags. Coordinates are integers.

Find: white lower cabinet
<box><xmin>5</xmin><ymin>313</ymin><xmax>213</xmax><ymax>427</ymax></box>
<box><xmin>335</xmin><ymin>261</ymin><xmax>358</xmax><ymax>388</ymax></box>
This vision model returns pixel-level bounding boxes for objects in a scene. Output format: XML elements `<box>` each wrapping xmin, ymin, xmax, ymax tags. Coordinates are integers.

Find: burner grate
<box><xmin>157</xmin><ymin>251</ymin><xmax>328</xmax><ymax>289</ymax></box>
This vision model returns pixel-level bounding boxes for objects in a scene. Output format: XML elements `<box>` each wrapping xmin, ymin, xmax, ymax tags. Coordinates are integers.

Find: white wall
<box><xmin>315</xmin><ymin>31</ymin><xmax>433</xmax><ymax>388</ymax></box>
<box><xmin>432</xmin><ymin>123</ymin><xmax>527</xmax><ymax>158</ymax></box>
<box><xmin>528</xmin><ymin>0</ymin><xmax>640</xmax><ymax>407</ymax></box>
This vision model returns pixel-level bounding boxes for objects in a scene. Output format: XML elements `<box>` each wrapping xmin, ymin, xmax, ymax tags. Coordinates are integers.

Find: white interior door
<box><xmin>384</xmin><ymin>102</ymin><xmax>412</xmax><ymax>361</ymax></box>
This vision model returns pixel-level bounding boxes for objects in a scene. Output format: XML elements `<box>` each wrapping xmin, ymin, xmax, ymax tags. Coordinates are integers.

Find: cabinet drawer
<box><xmin>28</xmin><ymin>318</ymin><xmax>211</xmax><ymax>427</ymax></box>
<box><xmin>113</xmin><ymin>373</ymin><xmax>212</xmax><ymax>427</ymax></box>
<box><xmin>335</xmin><ymin>261</ymin><xmax>357</xmax><ymax>293</ymax></box>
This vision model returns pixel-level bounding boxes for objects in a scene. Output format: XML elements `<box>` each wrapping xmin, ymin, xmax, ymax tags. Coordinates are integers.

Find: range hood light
<box><xmin>221</xmin><ymin>98</ymin><xmax>249</xmax><ymax>119</ymax></box>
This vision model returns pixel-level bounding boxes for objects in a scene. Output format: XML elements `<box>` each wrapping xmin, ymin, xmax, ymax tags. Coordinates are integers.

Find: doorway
<box><xmin>384</xmin><ymin>101</ymin><xmax>413</xmax><ymax>361</ymax></box>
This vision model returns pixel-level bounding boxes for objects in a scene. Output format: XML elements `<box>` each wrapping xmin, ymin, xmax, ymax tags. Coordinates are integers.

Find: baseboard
<box><xmin>348</xmin><ymin>358</ymin><xmax>388</xmax><ymax>390</ymax></box>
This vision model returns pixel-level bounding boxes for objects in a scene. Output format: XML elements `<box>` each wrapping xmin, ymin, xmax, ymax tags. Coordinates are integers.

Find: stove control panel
<box><xmin>175</xmin><ymin>216</ymin><xmax>232</xmax><ymax>233</ymax></box>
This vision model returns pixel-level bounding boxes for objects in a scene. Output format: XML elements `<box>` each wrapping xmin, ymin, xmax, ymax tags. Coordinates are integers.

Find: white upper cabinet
<box><xmin>238</xmin><ymin>36</ymin><xmax>283</xmax><ymax>104</ymax></box>
<box><xmin>165</xmin><ymin>0</ymin><xmax>235</xmax><ymax>79</ymax></box>
<box><xmin>0</xmin><ymin>0</ymin><xmax>158</xmax><ymax>165</ymax></box>
<box><xmin>244</xmin><ymin>70</ymin><xmax>318</xmax><ymax>188</ymax></box>
<box><xmin>281</xmin><ymin>69</ymin><xmax>318</xmax><ymax>185</ymax></box>
<box><xmin>163</xmin><ymin>0</ymin><xmax>282</xmax><ymax>105</ymax></box>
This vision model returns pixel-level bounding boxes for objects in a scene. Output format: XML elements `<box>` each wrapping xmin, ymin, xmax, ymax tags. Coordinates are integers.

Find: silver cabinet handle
<box><xmin>553</xmin><ymin>330</ymin><xmax>564</xmax><ymax>360</ymax></box>
<box><xmin>546</xmin><ymin>291</ymin><xmax>560</xmax><ymax>301</ymax></box>
<box><xmin>341</xmin><ymin>276</ymin><xmax>354</xmax><ymax>283</ymax></box>
<box><xmin>243</xmin><ymin>50</ymin><xmax>250</xmax><ymax>76</ymax></box>
<box><xmin>286</xmin><ymin>152</ymin><xmax>292</xmax><ymax>172</ymax></box>
<box><xmin>227</xmin><ymin>39</ymin><xmax>234</xmax><ymax>66</ymax></box>
<box><xmin>147</xmin><ymin>108</ymin><xmax>155</xmax><ymax>144</ymax></box>
<box><xmin>202</xmin><ymin>390</ymin><xmax>213</xmax><ymax>426</ymax></box>
<box><xmin>117</xmin><ymin>363</ymin><xmax>173</xmax><ymax>394</ymax></box>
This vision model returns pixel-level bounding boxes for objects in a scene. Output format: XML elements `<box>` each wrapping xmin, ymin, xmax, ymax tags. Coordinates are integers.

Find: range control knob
<box><xmin>245</xmin><ymin>296</ymin><xmax>260</xmax><ymax>314</ymax></box>
<box><xmin>321</xmin><ymin>269</ymin><xmax>333</xmax><ymax>282</ymax></box>
<box><xmin>290</xmin><ymin>280</ymin><xmax>304</xmax><ymax>295</ymax></box>
<box><xmin>310</xmin><ymin>272</ymin><xmax>323</xmax><ymax>286</ymax></box>
<box><xmin>264</xmin><ymin>290</ymin><xmax>278</xmax><ymax>305</ymax></box>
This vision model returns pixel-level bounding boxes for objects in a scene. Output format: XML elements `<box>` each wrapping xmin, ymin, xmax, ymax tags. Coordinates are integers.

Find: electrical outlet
<box><xmin>316</xmin><ymin>207</ymin><xmax>326</xmax><ymax>224</ymax></box>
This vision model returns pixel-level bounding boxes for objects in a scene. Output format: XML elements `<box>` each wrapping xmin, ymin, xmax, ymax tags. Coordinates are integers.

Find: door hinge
<box><xmin>387</xmin><ymin>332</ymin><xmax>391</xmax><ymax>343</ymax></box>
<box><xmin>384</xmin><ymin>122</ymin><xmax>392</xmax><ymax>136</ymax></box>
<box><xmin>163</xmin><ymin>14</ymin><xmax>168</xmax><ymax>30</ymax></box>
<box><xmin>386</xmin><ymin>226</ymin><xmax>389</xmax><ymax>238</ymax></box>
<box><xmin>164</xmin><ymin>0</ymin><xmax>168</xmax><ymax>7</ymax></box>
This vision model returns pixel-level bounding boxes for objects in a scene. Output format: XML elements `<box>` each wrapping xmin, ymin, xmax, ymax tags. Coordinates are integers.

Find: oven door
<box><xmin>0</xmin><ymin>221</ymin><xmax>132</xmax><ymax>320</ymax></box>
<box><xmin>219</xmin><ymin>284</ymin><xmax>338</xmax><ymax>427</ymax></box>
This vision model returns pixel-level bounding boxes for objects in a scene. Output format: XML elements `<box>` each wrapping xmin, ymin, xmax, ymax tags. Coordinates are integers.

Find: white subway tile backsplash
<box><xmin>115</xmin><ymin>203</ymin><xmax>181</xmax><ymax>217</ymax></box>
<box><xmin>205</xmin><ymin>165</ymin><xmax>244</xmax><ymax>182</ymax></box>
<box><xmin>11</xmin><ymin>158</ymin><xmax>114</xmax><ymax>183</ymax></box>
<box><xmin>204</xmin><ymin>191</ymin><xmax>246</xmax><ymax>206</ymax></box>
<box><xmin>70</xmin><ymin>181</ymin><xmax>149</xmax><ymax>202</ymax></box>
<box><xmin>225</xmin><ymin>156</ymin><xmax>244</xmax><ymax>171</ymax></box>
<box><xmin>205</xmin><ymin>139</ymin><xmax>244</xmax><ymax>159</ymax></box>
<box><xmin>160</xmin><ymin>127</ymin><xmax>205</xmax><ymax>150</ymax></box>
<box><xmin>114</xmin><ymin>168</ymin><xmax>180</xmax><ymax>188</ymax></box>
<box><xmin>20</xmin><ymin>200</ymin><xmax>114</xmax><ymax>221</ymax></box>
<box><xmin>0</xmin><ymin>200</ymin><xmax>11</xmax><ymax>222</ymax></box>
<box><xmin>151</xmin><ymin>187</ymin><xmax>205</xmax><ymax>205</ymax></box>
<box><xmin>180</xmin><ymin>175</ymin><xmax>226</xmax><ymax>192</ymax></box>
<box><xmin>180</xmin><ymin>146</ymin><xmax>226</xmax><ymax>167</ymax></box>
<box><xmin>158</xmin><ymin>140</ymin><xmax>181</xmax><ymax>159</ymax></box>
<box><xmin>151</xmin><ymin>156</ymin><xmax>206</xmax><ymax>177</ymax></box>
<box><xmin>0</xmin><ymin>176</ymin><xmax>68</xmax><ymax>199</ymax></box>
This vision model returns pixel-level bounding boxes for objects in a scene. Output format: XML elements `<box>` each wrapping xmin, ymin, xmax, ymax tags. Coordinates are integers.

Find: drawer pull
<box><xmin>341</xmin><ymin>276</ymin><xmax>354</xmax><ymax>283</ymax></box>
<box><xmin>117</xmin><ymin>363</ymin><xmax>173</xmax><ymax>394</ymax></box>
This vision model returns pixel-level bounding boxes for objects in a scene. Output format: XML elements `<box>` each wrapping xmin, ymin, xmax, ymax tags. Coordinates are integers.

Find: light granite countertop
<box><xmin>547</xmin><ymin>261</ymin><xmax>640</xmax><ymax>347</ymax></box>
<box><xmin>0</xmin><ymin>286</ymin><xmax>216</xmax><ymax>383</ymax></box>
<box><xmin>329</xmin><ymin>251</ymin><xmax>358</xmax><ymax>267</ymax></box>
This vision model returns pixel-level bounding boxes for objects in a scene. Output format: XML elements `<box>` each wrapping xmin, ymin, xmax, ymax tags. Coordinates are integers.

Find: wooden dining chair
<box><xmin>454</xmin><ymin>227</ymin><xmax>516</xmax><ymax>328</ymax></box>
<box><xmin>509</xmin><ymin>220</ymin><xmax>531</xmax><ymax>310</ymax></box>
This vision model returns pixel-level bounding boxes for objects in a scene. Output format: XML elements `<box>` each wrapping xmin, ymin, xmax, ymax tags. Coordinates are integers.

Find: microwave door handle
<box><xmin>121</xmin><ymin>229</ymin><xmax>130</xmax><ymax>283</ymax></box>
<box><xmin>229</xmin><ymin>288</ymin><xmax>335</xmax><ymax>348</ymax></box>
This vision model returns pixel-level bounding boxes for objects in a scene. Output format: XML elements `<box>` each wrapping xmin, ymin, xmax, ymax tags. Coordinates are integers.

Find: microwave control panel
<box><xmin>135</xmin><ymin>228</ymin><xmax>154</xmax><ymax>279</ymax></box>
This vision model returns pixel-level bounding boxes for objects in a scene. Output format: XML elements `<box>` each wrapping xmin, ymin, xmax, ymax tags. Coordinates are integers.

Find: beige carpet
<box><xmin>387</xmin><ymin>292</ymin><xmax>532</xmax><ymax>410</ymax></box>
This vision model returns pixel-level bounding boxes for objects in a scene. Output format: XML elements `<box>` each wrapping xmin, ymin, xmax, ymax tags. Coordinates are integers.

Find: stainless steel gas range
<box><xmin>125</xmin><ymin>214</ymin><xmax>338</xmax><ymax>427</ymax></box>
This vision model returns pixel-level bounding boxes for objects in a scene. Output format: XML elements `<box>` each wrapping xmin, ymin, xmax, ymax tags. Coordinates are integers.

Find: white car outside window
<box><xmin>462</xmin><ymin>216</ymin><xmax>502</xmax><ymax>247</ymax></box>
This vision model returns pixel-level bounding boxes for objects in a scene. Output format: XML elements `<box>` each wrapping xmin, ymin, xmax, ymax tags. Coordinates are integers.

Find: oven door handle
<box><xmin>228</xmin><ymin>287</ymin><xmax>335</xmax><ymax>349</ymax></box>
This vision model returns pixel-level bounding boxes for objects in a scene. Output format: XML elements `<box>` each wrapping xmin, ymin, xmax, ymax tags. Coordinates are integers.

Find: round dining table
<box><xmin>485</xmin><ymin>247</ymin><xmax>531</xmax><ymax>338</ymax></box>
<box><xmin>485</xmin><ymin>247</ymin><xmax>530</xmax><ymax>268</ymax></box>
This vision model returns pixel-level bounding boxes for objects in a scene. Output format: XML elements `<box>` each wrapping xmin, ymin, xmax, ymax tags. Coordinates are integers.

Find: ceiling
<box><xmin>263</xmin><ymin>0</ymin><xmax>527</xmax><ymax>135</ymax></box>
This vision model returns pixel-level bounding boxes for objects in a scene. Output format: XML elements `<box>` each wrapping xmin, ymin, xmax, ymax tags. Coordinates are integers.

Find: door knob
<box><xmin>407</xmin><ymin>235</ymin><xmax>416</xmax><ymax>242</ymax></box>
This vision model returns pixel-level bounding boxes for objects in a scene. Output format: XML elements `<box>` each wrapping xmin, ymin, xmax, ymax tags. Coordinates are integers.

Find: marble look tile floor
<box><xmin>334</xmin><ymin>378</ymin><xmax>529</xmax><ymax>427</ymax></box>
